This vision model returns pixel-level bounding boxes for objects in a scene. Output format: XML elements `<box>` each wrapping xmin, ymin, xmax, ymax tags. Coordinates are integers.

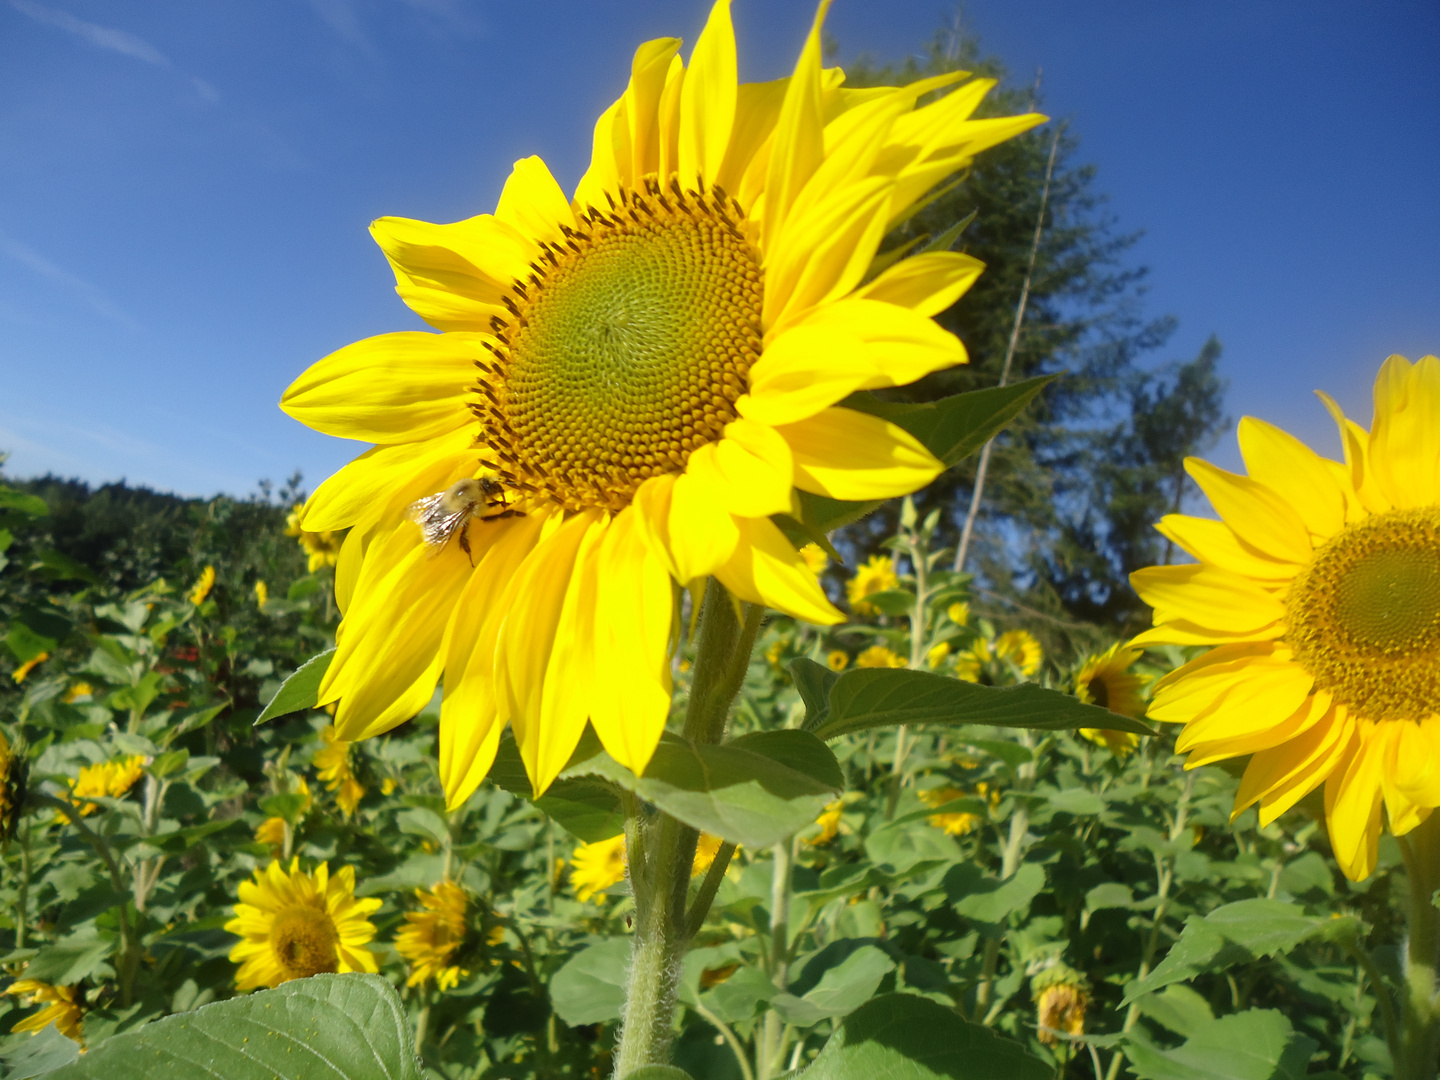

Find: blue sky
<box><xmin>2</xmin><ymin>0</ymin><xmax>1436</xmax><ymax>498</ymax></box>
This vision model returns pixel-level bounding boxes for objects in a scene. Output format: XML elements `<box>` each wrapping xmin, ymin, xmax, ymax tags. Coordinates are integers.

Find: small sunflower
<box><xmin>254</xmin><ymin>817</ymin><xmax>287</xmax><ymax>848</ymax></box>
<box><xmin>225</xmin><ymin>857</ymin><xmax>381</xmax><ymax>991</ymax></box>
<box><xmin>1075</xmin><ymin>643</ymin><xmax>1147</xmax><ymax>756</ymax></box>
<box><xmin>187</xmin><ymin>565</ymin><xmax>216</xmax><ymax>606</ymax></box>
<box><xmin>396</xmin><ymin>880</ymin><xmax>503</xmax><ymax>991</ymax></box>
<box><xmin>0</xmin><ymin>732</ymin><xmax>27</xmax><ymax>844</ymax></box>
<box><xmin>69</xmin><ymin>755</ymin><xmax>145</xmax><ymax>816</ymax></box>
<box><xmin>570</xmin><ymin>834</ymin><xmax>627</xmax><ymax>902</ymax></box>
<box><xmin>281</xmin><ymin>0</ymin><xmax>1042</xmax><ymax>805</ymax></box>
<box><xmin>995</xmin><ymin>629</ymin><xmax>1043</xmax><ymax>677</ymax></box>
<box><xmin>947</xmin><ymin>601</ymin><xmax>970</xmax><ymax>626</ymax></box>
<box><xmin>826</xmin><ymin>650</ymin><xmax>849</xmax><ymax>671</ymax></box>
<box><xmin>919</xmin><ymin>782</ymin><xmax>998</xmax><ymax>836</ymax></box>
<box><xmin>847</xmin><ymin>555</ymin><xmax>901</xmax><ymax>615</ymax></box>
<box><xmin>1131</xmin><ymin>355</ymin><xmax>1440</xmax><ymax>880</ymax></box>
<box><xmin>856</xmin><ymin>644</ymin><xmax>906</xmax><ymax>669</ymax></box>
<box><xmin>1032</xmin><ymin>965</ymin><xmax>1088</xmax><ymax>1046</ymax></box>
<box><xmin>7</xmin><ymin>979</ymin><xmax>83</xmax><ymax>1042</ymax></box>
<box><xmin>806</xmin><ymin>799</ymin><xmax>846</xmax><ymax>845</ymax></box>
<box><xmin>799</xmin><ymin>543</ymin><xmax>829</xmax><ymax>575</ymax></box>
<box><xmin>10</xmin><ymin>653</ymin><xmax>47</xmax><ymax>684</ymax></box>
<box><xmin>314</xmin><ymin>725</ymin><xmax>366</xmax><ymax>816</ymax></box>
<box><xmin>286</xmin><ymin>505</ymin><xmax>343</xmax><ymax>572</ymax></box>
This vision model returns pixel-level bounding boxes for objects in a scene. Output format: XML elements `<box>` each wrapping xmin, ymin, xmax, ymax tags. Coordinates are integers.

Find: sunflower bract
<box><xmin>279</xmin><ymin>0</ymin><xmax>1044</xmax><ymax>804</ymax></box>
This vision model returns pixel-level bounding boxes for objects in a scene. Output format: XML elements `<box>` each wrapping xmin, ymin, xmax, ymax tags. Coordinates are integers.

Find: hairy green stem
<box><xmin>758</xmin><ymin>839</ymin><xmax>795</xmax><ymax>1079</ymax></box>
<box><xmin>1396</xmin><ymin>814</ymin><xmax>1440</xmax><ymax>1080</ymax></box>
<box><xmin>614</xmin><ymin>579</ymin><xmax>762</xmax><ymax>1076</ymax></box>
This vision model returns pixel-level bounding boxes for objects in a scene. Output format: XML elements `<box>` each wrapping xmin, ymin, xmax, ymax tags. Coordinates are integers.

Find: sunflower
<box><xmin>919</xmin><ymin>782</ymin><xmax>998</xmax><ymax>835</ymax></box>
<box><xmin>995</xmin><ymin>629</ymin><xmax>1043</xmax><ymax>677</ymax></box>
<box><xmin>1131</xmin><ymin>354</ymin><xmax>1440</xmax><ymax>880</ymax></box>
<box><xmin>1075</xmin><ymin>643</ymin><xmax>1147</xmax><ymax>756</ymax></box>
<box><xmin>10</xmin><ymin>652</ymin><xmax>47</xmax><ymax>684</ymax></box>
<box><xmin>395</xmin><ymin>880</ymin><xmax>503</xmax><ymax>991</ymax></box>
<box><xmin>314</xmin><ymin>725</ymin><xmax>365</xmax><ymax>816</ymax></box>
<box><xmin>848</xmin><ymin>554</ymin><xmax>901</xmax><ymax>615</ymax></box>
<box><xmin>856</xmin><ymin>644</ymin><xmax>907</xmax><ymax>668</ymax></box>
<box><xmin>7</xmin><ymin>979</ymin><xmax>83</xmax><ymax>1042</ymax></box>
<box><xmin>187</xmin><ymin>565</ymin><xmax>216</xmax><ymax>606</ymax></box>
<box><xmin>0</xmin><ymin>732</ymin><xmax>25</xmax><ymax>843</ymax></box>
<box><xmin>69</xmin><ymin>755</ymin><xmax>145</xmax><ymax>816</ymax></box>
<box><xmin>806</xmin><ymin>799</ymin><xmax>846</xmax><ymax>845</ymax></box>
<box><xmin>280</xmin><ymin>0</ymin><xmax>1042</xmax><ymax>804</ymax></box>
<box><xmin>286</xmin><ymin>505</ymin><xmax>343</xmax><ymax>572</ymax></box>
<box><xmin>225</xmin><ymin>857</ymin><xmax>381</xmax><ymax>991</ymax></box>
<box><xmin>1032</xmin><ymin>965</ymin><xmax>1088</xmax><ymax>1046</ymax></box>
<box><xmin>826</xmin><ymin>650</ymin><xmax>849</xmax><ymax>671</ymax></box>
<box><xmin>570</xmin><ymin>834</ymin><xmax>628</xmax><ymax>902</ymax></box>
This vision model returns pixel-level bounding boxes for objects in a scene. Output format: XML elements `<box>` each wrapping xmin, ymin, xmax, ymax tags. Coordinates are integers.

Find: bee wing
<box><xmin>418</xmin><ymin>510</ymin><xmax>468</xmax><ymax>553</ymax></box>
<box><xmin>406</xmin><ymin>492</ymin><xmax>445</xmax><ymax>524</ymax></box>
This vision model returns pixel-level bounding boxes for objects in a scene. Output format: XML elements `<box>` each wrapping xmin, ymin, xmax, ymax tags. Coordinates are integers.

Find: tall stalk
<box><xmin>612</xmin><ymin>580</ymin><xmax>761</xmax><ymax>1076</ymax></box>
<box><xmin>1395</xmin><ymin>814</ymin><xmax>1440</xmax><ymax>1080</ymax></box>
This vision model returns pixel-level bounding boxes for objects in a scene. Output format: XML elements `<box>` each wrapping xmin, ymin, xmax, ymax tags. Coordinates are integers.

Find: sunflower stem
<box><xmin>615</xmin><ymin>579</ymin><xmax>762</xmax><ymax>1075</ymax></box>
<box><xmin>1396</xmin><ymin>813</ymin><xmax>1440</xmax><ymax>1080</ymax></box>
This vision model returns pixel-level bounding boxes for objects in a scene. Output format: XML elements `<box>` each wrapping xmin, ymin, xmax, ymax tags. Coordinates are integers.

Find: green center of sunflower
<box><xmin>473</xmin><ymin>177</ymin><xmax>763</xmax><ymax>512</ymax></box>
<box><xmin>1287</xmin><ymin>507</ymin><xmax>1440</xmax><ymax>721</ymax></box>
<box><xmin>270</xmin><ymin>903</ymin><xmax>339</xmax><ymax>980</ymax></box>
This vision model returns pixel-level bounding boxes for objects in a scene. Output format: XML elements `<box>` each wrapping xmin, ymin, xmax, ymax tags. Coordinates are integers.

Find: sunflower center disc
<box><xmin>1288</xmin><ymin>507</ymin><xmax>1440</xmax><ymax>720</ymax></box>
<box><xmin>476</xmin><ymin>178</ymin><xmax>764</xmax><ymax>512</ymax></box>
<box><xmin>270</xmin><ymin>904</ymin><xmax>340</xmax><ymax>979</ymax></box>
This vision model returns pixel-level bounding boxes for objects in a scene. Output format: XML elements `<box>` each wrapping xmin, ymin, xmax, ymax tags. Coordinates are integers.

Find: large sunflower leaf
<box><xmin>789</xmin><ymin>375</ymin><xmax>1057</xmax><ymax>535</ymax></box>
<box><xmin>800</xmin><ymin>993</ymin><xmax>1050</xmax><ymax>1080</ymax></box>
<box><xmin>559</xmin><ymin>730</ymin><xmax>843</xmax><ymax>849</ymax></box>
<box><xmin>1124</xmin><ymin>1009</ymin><xmax>1317</xmax><ymax>1080</ymax></box>
<box><xmin>549</xmin><ymin>938</ymin><xmax>632</xmax><ymax>1026</ymax></box>
<box><xmin>45</xmin><ymin>973</ymin><xmax>421</xmax><ymax>1080</ymax></box>
<box><xmin>789</xmin><ymin>659</ymin><xmax>1157</xmax><ymax>741</ymax></box>
<box><xmin>255</xmin><ymin>648</ymin><xmax>335</xmax><ymax>724</ymax></box>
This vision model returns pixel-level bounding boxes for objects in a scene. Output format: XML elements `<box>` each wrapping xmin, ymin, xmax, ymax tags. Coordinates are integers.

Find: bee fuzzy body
<box><xmin>407</xmin><ymin>477</ymin><xmax>515</xmax><ymax>561</ymax></box>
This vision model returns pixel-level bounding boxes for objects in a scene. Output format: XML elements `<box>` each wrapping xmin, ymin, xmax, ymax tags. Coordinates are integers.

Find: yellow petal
<box><xmin>303</xmin><ymin>427</ymin><xmax>478</xmax><ymax>533</ymax></box>
<box><xmin>1369</xmin><ymin>354</ymin><xmax>1440</xmax><ymax>509</ymax></box>
<box><xmin>631</xmin><ymin>472</ymin><xmax>681</xmax><ymax>580</ymax></box>
<box><xmin>685</xmin><ymin>418</ymin><xmax>794</xmax><ymax>518</ymax></box>
<box><xmin>1383</xmin><ymin>716</ymin><xmax>1440</xmax><ymax>811</ymax></box>
<box><xmin>497</xmin><ymin>512</ymin><xmax>601</xmax><ymax>791</ymax></box>
<box><xmin>1236</xmin><ymin>417</ymin><xmax>1347</xmax><ymax>539</ymax></box>
<box><xmin>761</xmin><ymin>0</ymin><xmax>831</xmax><ymax>250</ymax></box>
<box><xmin>667</xmin><ymin>468</ymin><xmax>741</xmax><ymax>583</ymax></box>
<box><xmin>281</xmin><ymin>332</ymin><xmax>478</xmax><ymax>443</ymax></box>
<box><xmin>1316</xmin><ymin>389</ymin><xmax>1388</xmax><ymax>515</ymax></box>
<box><xmin>1179</xmin><ymin>687</ymin><xmax>1326</xmax><ymax>766</ymax></box>
<box><xmin>625</xmin><ymin>38</ymin><xmax>683</xmax><ymax>184</ymax></box>
<box><xmin>720</xmin><ymin>76</ymin><xmax>789</xmax><ymax>201</ymax></box>
<box><xmin>439</xmin><ymin>514</ymin><xmax>546</xmax><ymax>809</ymax></box>
<box><xmin>574</xmin><ymin>96</ymin><xmax>626</xmax><ymax>211</ymax></box>
<box><xmin>1130</xmin><ymin>564</ymin><xmax>1286</xmax><ymax>634</ymax></box>
<box><xmin>1185</xmin><ymin>458</ymin><xmax>1313</xmax><ymax>564</ymax></box>
<box><xmin>854</xmin><ymin>251</ymin><xmax>984</xmax><ymax>318</ymax></box>
<box><xmin>714</xmin><ymin>515</ymin><xmax>842</xmax><ymax>624</ymax></box>
<box><xmin>1324</xmin><ymin>722</ymin><xmax>1384</xmax><ymax>881</ymax></box>
<box><xmin>590</xmin><ymin>509</ymin><xmax>675</xmax><ymax>777</ymax></box>
<box><xmin>677</xmin><ymin>0</ymin><xmax>736</xmax><ymax>187</ymax></box>
<box><xmin>1149</xmin><ymin>642</ymin><xmax>1288</xmax><ymax>721</ymax></box>
<box><xmin>323</xmin><ymin>527</ymin><xmax>474</xmax><ymax>741</ymax></box>
<box><xmin>777</xmin><ymin>406</ymin><xmax>940</xmax><ymax>499</ymax></box>
<box><xmin>369</xmin><ymin>215</ymin><xmax>532</xmax><ymax>332</ymax></box>
<box><xmin>494</xmin><ymin>156</ymin><xmax>576</xmax><ymax>249</ymax></box>
<box><xmin>654</xmin><ymin>55</ymin><xmax>685</xmax><ymax>182</ymax></box>
<box><xmin>1152</xmin><ymin>514</ymin><xmax>1298</xmax><ymax>583</ymax></box>
<box><xmin>1233</xmin><ymin>702</ymin><xmax>1351</xmax><ymax>823</ymax></box>
<box><xmin>1128</xmin><ymin>618</ymin><xmax>1284</xmax><ymax>648</ymax></box>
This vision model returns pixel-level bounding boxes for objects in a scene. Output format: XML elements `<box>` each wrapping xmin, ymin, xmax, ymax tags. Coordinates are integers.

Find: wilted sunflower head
<box><xmin>280</xmin><ymin>0</ymin><xmax>1044</xmax><ymax>806</ymax></box>
<box><xmin>0</xmin><ymin>731</ymin><xmax>28</xmax><ymax>846</ymax></box>
<box><xmin>1131</xmin><ymin>354</ymin><xmax>1440</xmax><ymax>880</ymax></box>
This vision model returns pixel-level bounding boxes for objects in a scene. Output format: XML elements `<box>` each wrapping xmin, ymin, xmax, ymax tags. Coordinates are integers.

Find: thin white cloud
<box><xmin>307</xmin><ymin>0</ymin><xmax>377</xmax><ymax>55</ymax></box>
<box><xmin>0</xmin><ymin>234</ymin><xmax>140</xmax><ymax>330</ymax></box>
<box><xmin>9</xmin><ymin>0</ymin><xmax>170</xmax><ymax>67</ymax></box>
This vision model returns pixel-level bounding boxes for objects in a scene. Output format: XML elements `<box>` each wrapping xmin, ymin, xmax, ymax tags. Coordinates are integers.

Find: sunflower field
<box><xmin>2</xmin><ymin>3</ymin><xmax>1438</xmax><ymax>1080</ymax></box>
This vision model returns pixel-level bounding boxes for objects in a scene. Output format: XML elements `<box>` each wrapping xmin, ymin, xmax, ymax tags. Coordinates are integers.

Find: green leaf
<box><xmin>771</xmin><ymin>945</ymin><xmax>895</xmax><ymax>1026</ymax></box>
<box><xmin>45</xmin><ymin>973</ymin><xmax>422</xmax><ymax>1080</ymax></box>
<box><xmin>6</xmin><ymin>622</ymin><xmax>56</xmax><ymax>664</ymax></box>
<box><xmin>0</xmin><ymin>486</ymin><xmax>49</xmax><ymax>517</ymax></box>
<box><xmin>790</xmin><ymin>660</ymin><xmax>1156</xmax><ymax>741</ymax></box>
<box><xmin>864</xmin><ymin>821</ymin><xmax>959</xmax><ymax>875</ymax></box>
<box><xmin>801</xmin><ymin>993</ymin><xmax>1050</xmax><ymax>1080</ymax></box>
<box><xmin>172</xmin><ymin>703</ymin><xmax>227</xmax><ymax>738</ymax></box>
<box><xmin>256</xmin><ymin>649</ymin><xmax>335</xmax><ymax>724</ymax></box>
<box><xmin>1123</xmin><ymin>899</ymin><xmax>1358</xmax><ymax>1003</ymax></box>
<box><xmin>29</xmin><ymin>549</ymin><xmax>99</xmax><ymax>583</ymax></box>
<box><xmin>944</xmin><ymin>863</ymin><xmax>1046</xmax><ymax>924</ymax></box>
<box><xmin>562</xmin><ymin>730</ymin><xmax>843</xmax><ymax>849</ymax></box>
<box><xmin>1124</xmin><ymin>1009</ymin><xmax>1317</xmax><ymax>1080</ymax></box>
<box><xmin>1084</xmin><ymin>882</ymin><xmax>1137</xmax><ymax>914</ymax></box>
<box><xmin>489</xmin><ymin>733</ymin><xmax>625</xmax><ymax>842</ymax></box>
<box><xmin>549</xmin><ymin>938</ymin><xmax>632</xmax><ymax>1026</ymax></box>
<box><xmin>25</xmin><ymin>926</ymin><xmax>114</xmax><ymax>985</ymax></box>
<box><xmin>1136</xmin><ymin>985</ymin><xmax>1215</xmax><ymax>1039</ymax></box>
<box><xmin>701</xmin><ymin>966</ymin><xmax>778</xmax><ymax>1024</ymax></box>
<box><xmin>0</xmin><ymin>1023</ymin><xmax>80</xmax><ymax>1077</ymax></box>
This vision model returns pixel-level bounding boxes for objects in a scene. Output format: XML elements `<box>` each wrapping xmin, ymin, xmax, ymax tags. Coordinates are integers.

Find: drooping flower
<box><xmin>1131</xmin><ymin>355</ymin><xmax>1440</xmax><ymax>881</ymax></box>
<box><xmin>1075</xmin><ymin>643</ymin><xmax>1147</xmax><ymax>756</ymax></box>
<box><xmin>10</xmin><ymin>653</ymin><xmax>47</xmax><ymax>684</ymax></box>
<box><xmin>7</xmin><ymin>979</ymin><xmax>83</xmax><ymax>1042</ymax></box>
<box><xmin>847</xmin><ymin>555</ymin><xmax>900</xmax><ymax>615</ymax></box>
<box><xmin>225</xmin><ymin>857</ymin><xmax>380</xmax><ymax>991</ymax></box>
<box><xmin>187</xmin><ymin>565</ymin><xmax>216</xmax><ymax>606</ymax></box>
<box><xmin>280</xmin><ymin>0</ymin><xmax>1042</xmax><ymax>806</ymax></box>
<box><xmin>285</xmin><ymin>505</ymin><xmax>343</xmax><ymax>572</ymax></box>
<box><xmin>69</xmin><ymin>755</ymin><xmax>146</xmax><ymax>816</ymax></box>
<box><xmin>570</xmin><ymin>835</ymin><xmax>628</xmax><ymax>902</ymax></box>
<box><xmin>314</xmin><ymin>725</ymin><xmax>366</xmax><ymax>816</ymax></box>
<box><xmin>856</xmin><ymin>644</ymin><xmax>906</xmax><ymax>669</ymax></box>
<box><xmin>395</xmin><ymin>880</ymin><xmax>503</xmax><ymax>991</ymax></box>
<box><xmin>1033</xmin><ymin>967</ymin><xmax>1088</xmax><ymax>1045</ymax></box>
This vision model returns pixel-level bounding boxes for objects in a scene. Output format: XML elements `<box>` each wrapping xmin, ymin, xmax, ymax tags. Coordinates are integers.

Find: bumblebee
<box><xmin>407</xmin><ymin>476</ymin><xmax>514</xmax><ymax>560</ymax></box>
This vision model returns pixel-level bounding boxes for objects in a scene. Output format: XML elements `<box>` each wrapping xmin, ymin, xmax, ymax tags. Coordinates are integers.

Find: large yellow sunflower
<box><xmin>280</xmin><ymin>0</ymin><xmax>1042</xmax><ymax>804</ymax></box>
<box><xmin>1132</xmin><ymin>354</ymin><xmax>1440</xmax><ymax>880</ymax></box>
<box><xmin>225</xmin><ymin>858</ymin><xmax>381</xmax><ymax>990</ymax></box>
